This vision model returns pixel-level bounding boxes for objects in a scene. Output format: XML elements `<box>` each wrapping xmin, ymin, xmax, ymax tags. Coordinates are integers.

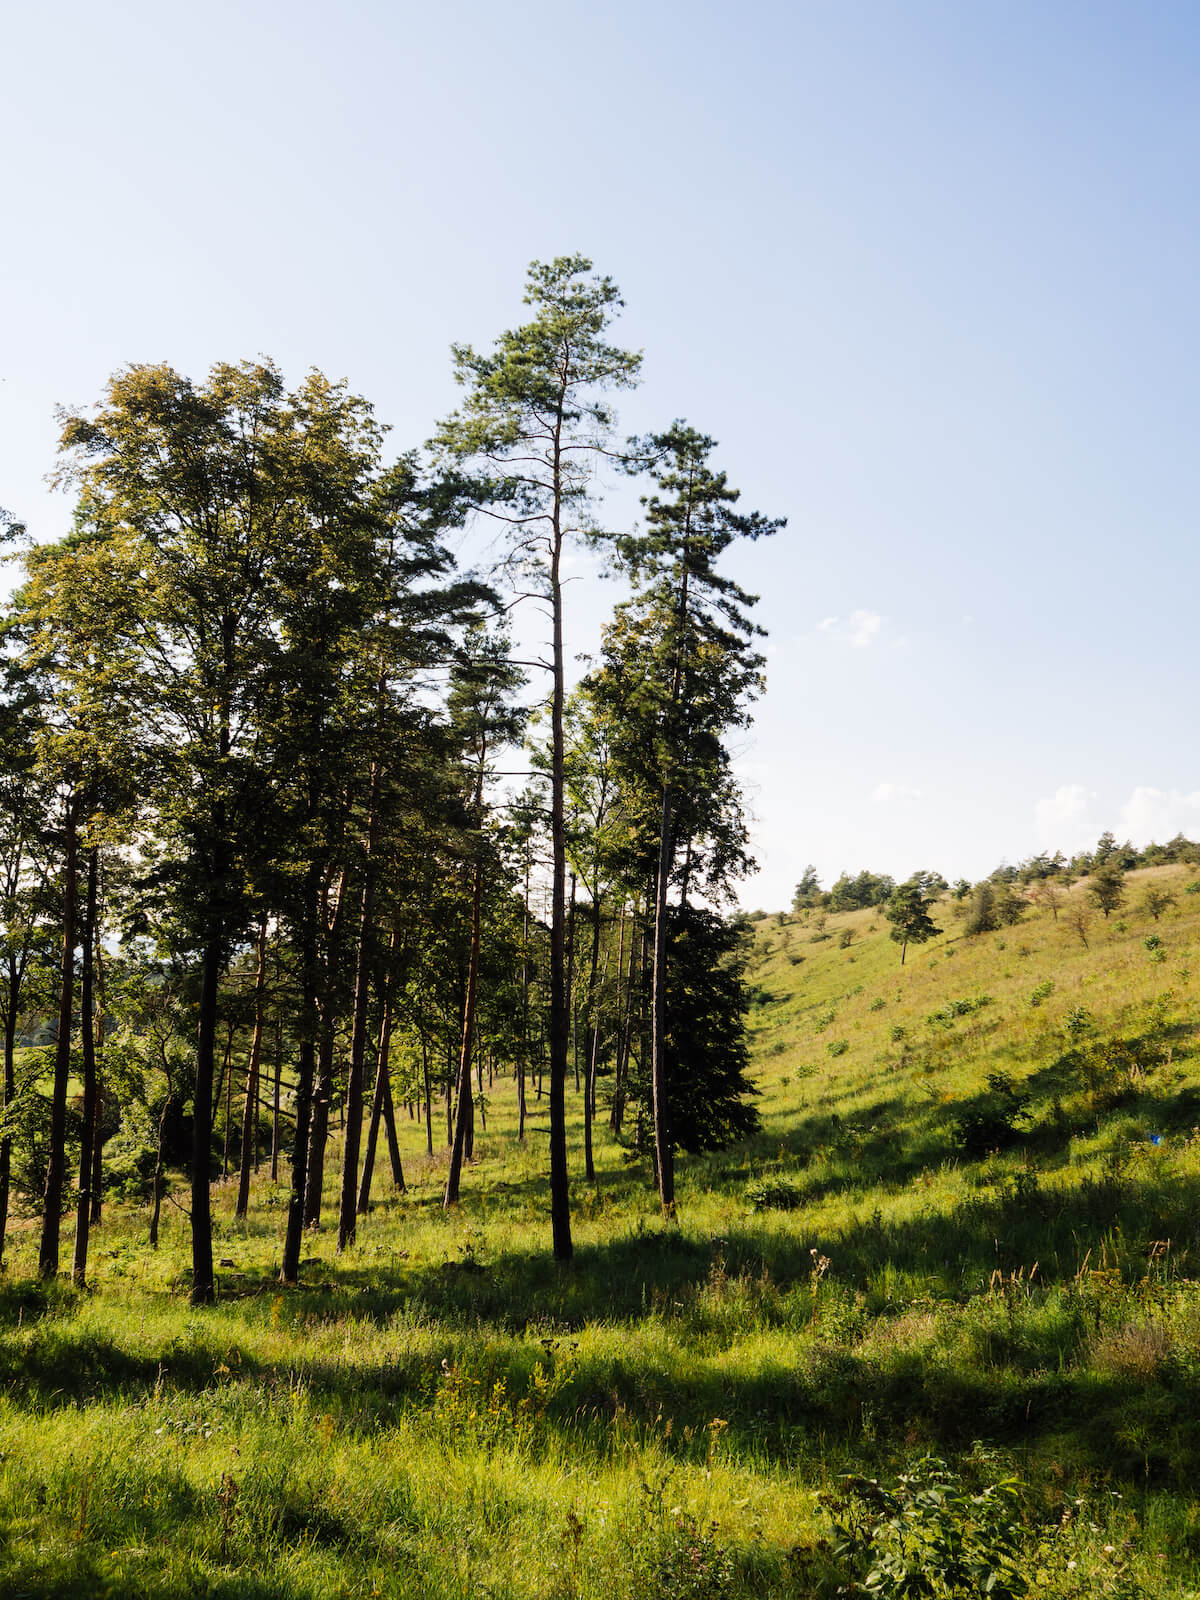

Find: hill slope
<box><xmin>1</xmin><ymin>866</ymin><xmax>1200</xmax><ymax>1595</ymax></box>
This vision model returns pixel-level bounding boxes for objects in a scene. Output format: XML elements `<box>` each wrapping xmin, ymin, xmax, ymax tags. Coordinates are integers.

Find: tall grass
<box><xmin>3</xmin><ymin>865</ymin><xmax>1200</xmax><ymax>1595</ymax></box>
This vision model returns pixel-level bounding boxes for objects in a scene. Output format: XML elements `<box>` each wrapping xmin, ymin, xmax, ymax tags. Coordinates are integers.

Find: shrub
<box><xmin>828</xmin><ymin>1457</ymin><xmax>1029</xmax><ymax>1600</ymax></box>
<box><xmin>927</xmin><ymin>995</ymin><xmax>993</xmax><ymax>1028</ymax></box>
<box><xmin>839</xmin><ymin>928</ymin><xmax>856</xmax><ymax>949</ymax></box>
<box><xmin>827</xmin><ymin>1039</ymin><xmax>850</xmax><ymax>1058</ymax></box>
<box><xmin>746</xmin><ymin>1178</ymin><xmax>803</xmax><ymax>1211</ymax></box>
<box><xmin>952</xmin><ymin>1072</ymin><xmax>1030</xmax><ymax>1156</ymax></box>
<box><xmin>1028</xmin><ymin>980</ymin><xmax>1054</xmax><ymax>1007</ymax></box>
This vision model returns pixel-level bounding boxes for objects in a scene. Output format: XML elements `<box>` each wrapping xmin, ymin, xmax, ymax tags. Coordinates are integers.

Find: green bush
<box><xmin>828</xmin><ymin>1456</ymin><xmax>1029</xmax><ymax>1599</ymax></box>
<box><xmin>745</xmin><ymin>1178</ymin><xmax>804</xmax><ymax>1211</ymax></box>
<box><xmin>952</xmin><ymin>1072</ymin><xmax>1030</xmax><ymax>1157</ymax></box>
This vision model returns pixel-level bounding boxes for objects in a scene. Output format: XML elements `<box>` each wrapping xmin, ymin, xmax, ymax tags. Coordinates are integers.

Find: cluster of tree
<box><xmin>0</xmin><ymin>257</ymin><xmax>781</xmax><ymax>1301</ymax></box>
<box><xmin>791</xmin><ymin>826</ymin><xmax>1193</xmax><ymax>964</ymax></box>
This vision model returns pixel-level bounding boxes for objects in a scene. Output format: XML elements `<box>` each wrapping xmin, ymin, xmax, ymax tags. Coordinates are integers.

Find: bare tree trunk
<box><xmin>422</xmin><ymin>1037</ymin><xmax>433</xmax><ymax>1156</ymax></box>
<box><xmin>236</xmin><ymin>916</ymin><xmax>269</xmax><ymax>1218</ymax></box>
<box><xmin>190</xmin><ymin>924</ymin><xmax>222</xmax><ymax>1303</ymax></box>
<box><xmin>567</xmin><ymin>873</ymin><xmax>578</xmax><ymax>1092</ymax></box>
<box><xmin>90</xmin><ymin>934</ymin><xmax>106</xmax><ymax>1226</ymax></box>
<box><xmin>71</xmin><ymin>846</ymin><xmax>100</xmax><ymax>1287</ymax></box>
<box><xmin>281</xmin><ymin>871</ymin><xmax>320</xmax><ymax>1284</ymax></box>
<box><xmin>358</xmin><ymin>951</ymin><xmax>403</xmax><ymax>1213</ymax></box>
<box><xmin>548</xmin><ymin>496</ymin><xmax>573</xmax><ymax>1261</ymax></box>
<box><xmin>338</xmin><ymin>768</ymin><xmax>382</xmax><ymax>1251</ymax></box>
<box><xmin>304</xmin><ymin>866</ymin><xmax>348</xmax><ymax>1229</ymax></box>
<box><xmin>446</xmin><ymin>801</ymin><xmax>485</xmax><ymax>1207</ymax></box>
<box><xmin>39</xmin><ymin>792</ymin><xmax>78</xmax><ymax>1280</ymax></box>
<box><xmin>270</xmin><ymin>1018</ymin><xmax>282</xmax><ymax>1182</ymax></box>
<box><xmin>651</xmin><ymin>792</ymin><xmax>675</xmax><ymax>1216</ymax></box>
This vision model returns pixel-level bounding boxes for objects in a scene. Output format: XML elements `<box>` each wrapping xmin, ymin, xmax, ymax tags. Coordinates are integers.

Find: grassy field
<box><xmin>4</xmin><ymin>866</ymin><xmax>1200</xmax><ymax>1596</ymax></box>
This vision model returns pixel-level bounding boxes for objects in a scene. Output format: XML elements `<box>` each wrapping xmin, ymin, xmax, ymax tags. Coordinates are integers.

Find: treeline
<box><xmin>782</xmin><ymin>829</ymin><xmax>1199</xmax><ymax>966</ymax></box>
<box><xmin>0</xmin><ymin>256</ymin><xmax>782</xmax><ymax>1303</ymax></box>
<box><xmin>792</xmin><ymin>830</ymin><xmax>1200</xmax><ymax>915</ymax></box>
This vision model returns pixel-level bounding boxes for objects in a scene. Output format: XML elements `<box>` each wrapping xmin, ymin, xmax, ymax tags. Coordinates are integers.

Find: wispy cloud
<box><xmin>815</xmin><ymin>609</ymin><xmax>883</xmax><ymax>647</ymax></box>
<box><xmin>1034</xmin><ymin>783</ymin><xmax>1200</xmax><ymax>855</ymax></box>
<box><xmin>1119</xmin><ymin>786</ymin><xmax>1200</xmax><ymax>842</ymax></box>
<box><xmin>1034</xmin><ymin>784</ymin><xmax>1097</xmax><ymax>852</ymax></box>
<box><xmin>872</xmin><ymin>781</ymin><xmax>922</xmax><ymax>804</ymax></box>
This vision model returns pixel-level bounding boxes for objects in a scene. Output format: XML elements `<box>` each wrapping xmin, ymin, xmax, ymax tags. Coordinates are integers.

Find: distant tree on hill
<box><xmin>1141</xmin><ymin>886</ymin><xmax>1176</xmax><ymax>922</ymax></box>
<box><xmin>952</xmin><ymin>878</ymin><xmax>972</xmax><ymax>900</ymax></box>
<box><xmin>1089</xmin><ymin>860</ymin><xmax>1126</xmax><ymax>919</ymax></box>
<box><xmin>965</xmin><ymin>882</ymin><xmax>998</xmax><ymax>935</ymax></box>
<box><xmin>1030</xmin><ymin>880</ymin><xmax>1065</xmax><ymax>921</ymax></box>
<box><xmin>829</xmin><ymin>870</ymin><xmax>895</xmax><ymax>912</ymax></box>
<box><xmin>791</xmin><ymin>864</ymin><xmax>823</xmax><ymax>911</ymax></box>
<box><xmin>1065</xmin><ymin>901</ymin><xmax>1092</xmax><ymax>949</ymax></box>
<box><xmin>884</xmin><ymin>872</ymin><xmax>942</xmax><ymax>965</ymax></box>
<box><xmin>966</xmin><ymin>878</ymin><xmax>1025</xmax><ymax>935</ymax></box>
<box><xmin>1018</xmin><ymin>851</ymin><xmax>1064</xmax><ymax>882</ymax></box>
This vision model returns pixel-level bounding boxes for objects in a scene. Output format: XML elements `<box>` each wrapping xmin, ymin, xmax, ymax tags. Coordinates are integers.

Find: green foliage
<box><xmin>827</xmin><ymin>1038</ymin><xmax>850</xmax><ymax>1058</ymax></box>
<box><xmin>885</xmin><ymin>874</ymin><xmax>942</xmax><ymax>964</ymax></box>
<box><xmin>1089</xmin><ymin>861</ymin><xmax>1127</xmax><ymax>919</ymax></box>
<box><xmin>952</xmin><ymin>1071</ymin><xmax>1030</xmax><ymax>1156</ymax></box>
<box><xmin>792</xmin><ymin>864</ymin><xmax>823</xmax><ymax>910</ymax></box>
<box><xmin>1141</xmin><ymin>887</ymin><xmax>1177</xmax><ymax>921</ymax></box>
<box><xmin>1028</xmin><ymin>980</ymin><xmax>1055</xmax><ymax>1007</ymax></box>
<box><xmin>830</xmin><ymin>1457</ymin><xmax>1029</xmax><ymax>1599</ymax></box>
<box><xmin>927</xmin><ymin>995</ymin><xmax>993</xmax><ymax>1028</ymax></box>
<box><xmin>830</xmin><ymin>871</ymin><xmax>896</xmax><ymax>912</ymax></box>
<box><xmin>745</xmin><ymin>1177</ymin><xmax>804</xmax><ymax>1210</ymax></box>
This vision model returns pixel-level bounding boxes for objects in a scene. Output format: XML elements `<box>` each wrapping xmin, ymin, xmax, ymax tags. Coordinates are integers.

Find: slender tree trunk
<box><xmin>446</xmin><ymin>779</ymin><xmax>485</xmax><ymax>1207</ymax></box>
<box><xmin>270</xmin><ymin>1018</ymin><xmax>282</xmax><ymax>1182</ymax></box>
<box><xmin>338</xmin><ymin>768</ymin><xmax>382</xmax><ymax>1251</ymax></box>
<box><xmin>190</xmin><ymin>925</ymin><xmax>222</xmax><ymax>1303</ymax></box>
<box><xmin>0</xmin><ymin>952</ymin><xmax>23</xmax><ymax>1270</ymax></box>
<box><xmin>422</xmin><ymin>1037</ymin><xmax>433</xmax><ymax>1156</ymax></box>
<box><xmin>222</xmin><ymin>1024</ymin><xmax>234</xmax><ymax>1177</ymax></box>
<box><xmin>148</xmin><ymin>1081</ymin><xmax>173</xmax><ymax>1249</ymax></box>
<box><xmin>358</xmin><ymin>942</ymin><xmax>401</xmax><ymax>1213</ymax></box>
<box><xmin>547</xmin><ymin>435</ymin><xmax>573</xmax><ymax>1262</ymax></box>
<box><xmin>583</xmin><ymin>896</ymin><xmax>603</xmax><ymax>1184</ymax></box>
<box><xmin>90</xmin><ymin>935</ymin><xmax>106</xmax><ymax>1226</ymax></box>
<box><xmin>608</xmin><ymin>907</ymin><xmax>629</xmax><ymax>1134</ymax></box>
<box><xmin>281</xmin><ymin>874</ymin><xmax>320</xmax><ymax>1284</ymax></box>
<box><xmin>39</xmin><ymin>792</ymin><xmax>78</xmax><ymax>1280</ymax></box>
<box><xmin>518</xmin><ymin>856</ymin><xmax>530</xmax><ymax>1141</ymax></box>
<box><xmin>211</xmin><ymin>1021</ymin><xmax>234</xmax><ymax>1135</ymax></box>
<box><xmin>236</xmin><ymin>916</ymin><xmax>269</xmax><ymax>1218</ymax></box>
<box><xmin>305</xmin><ymin>867</ymin><xmax>348</xmax><ymax>1229</ymax></box>
<box><xmin>651</xmin><ymin>790</ymin><xmax>676</xmax><ymax>1215</ymax></box>
<box><xmin>567</xmin><ymin>873</ymin><xmax>578</xmax><ymax>1091</ymax></box>
<box><xmin>72</xmin><ymin>847</ymin><xmax>100</xmax><ymax>1287</ymax></box>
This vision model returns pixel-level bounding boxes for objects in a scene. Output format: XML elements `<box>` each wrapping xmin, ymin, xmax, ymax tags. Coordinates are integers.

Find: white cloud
<box><xmin>872</xmin><ymin>781</ymin><xmax>922</xmax><ymax>804</ymax></box>
<box><xmin>848</xmin><ymin>608</ymin><xmax>883</xmax><ymax>647</ymax></box>
<box><xmin>1034</xmin><ymin>784</ymin><xmax>1097</xmax><ymax>852</ymax></box>
<box><xmin>815</xmin><ymin>609</ymin><xmax>883</xmax><ymax>647</ymax></box>
<box><xmin>1119</xmin><ymin>787</ymin><xmax>1200</xmax><ymax>843</ymax></box>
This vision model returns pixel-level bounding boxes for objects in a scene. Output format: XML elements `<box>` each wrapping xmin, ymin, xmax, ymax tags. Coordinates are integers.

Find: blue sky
<box><xmin>4</xmin><ymin>1</ymin><xmax>1200</xmax><ymax>907</ymax></box>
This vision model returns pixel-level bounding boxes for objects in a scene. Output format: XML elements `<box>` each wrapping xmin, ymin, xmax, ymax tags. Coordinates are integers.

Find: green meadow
<box><xmin>5</xmin><ymin>866</ymin><xmax>1200</xmax><ymax>1597</ymax></box>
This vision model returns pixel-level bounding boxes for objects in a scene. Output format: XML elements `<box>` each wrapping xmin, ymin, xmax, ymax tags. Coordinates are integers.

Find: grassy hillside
<box><xmin>3</xmin><ymin>866</ymin><xmax>1200</xmax><ymax>1596</ymax></box>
